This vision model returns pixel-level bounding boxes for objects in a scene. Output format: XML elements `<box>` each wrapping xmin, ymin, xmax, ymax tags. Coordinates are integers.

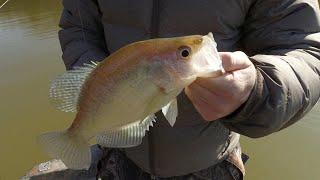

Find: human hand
<box><xmin>185</xmin><ymin>51</ymin><xmax>256</xmax><ymax>121</ymax></box>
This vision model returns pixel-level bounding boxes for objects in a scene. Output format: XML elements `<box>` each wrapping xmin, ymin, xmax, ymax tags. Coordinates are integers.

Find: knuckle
<box><xmin>202</xmin><ymin>109</ymin><xmax>223</xmax><ymax>121</ymax></box>
<box><xmin>234</xmin><ymin>51</ymin><xmax>247</xmax><ymax>59</ymax></box>
<box><xmin>206</xmin><ymin>114</ymin><xmax>221</xmax><ymax>121</ymax></box>
<box><xmin>203</xmin><ymin>115</ymin><xmax>215</xmax><ymax>121</ymax></box>
<box><xmin>201</xmin><ymin>111</ymin><xmax>215</xmax><ymax>121</ymax></box>
<box><xmin>234</xmin><ymin>51</ymin><xmax>245</xmax><ymax>56</ymax></box>
<box><xmin>213</xmin><ymin>106</ymin><xmax>225</xmax><ymax>115</ymax></box>
<box><xmin>213</xmin><ymin>105</ymin><xmax>231</xmax><ymax>117</ymax></box>
<box><xmin>220</xmin><ymin>109</ymin><xmax>230</xmax><ymax>116</ymax></box>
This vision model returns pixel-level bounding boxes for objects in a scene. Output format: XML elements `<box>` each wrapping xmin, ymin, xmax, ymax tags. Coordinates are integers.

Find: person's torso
<box><xmin>98</xmin><ymin>0</ymin><xmax>252</xmax><ymax>53</ymax></box>
<box><xmin>95</xmin><ymin>0</ymin><xmax>250</xmax><ymax>176</ymax></box>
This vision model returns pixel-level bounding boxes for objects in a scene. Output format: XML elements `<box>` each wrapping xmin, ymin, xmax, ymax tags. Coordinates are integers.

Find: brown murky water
<box><xmin>0</xmin><ymin>1</ymin><xmax>319</xmax><ymax>179</ymax></box>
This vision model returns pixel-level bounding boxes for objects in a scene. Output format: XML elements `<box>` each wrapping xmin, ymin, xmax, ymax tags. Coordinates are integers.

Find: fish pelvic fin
<box><xmin>162</xmin><ymin>98</ymin><xmax>178</xmax><ymax>127</ymax></box>
<box><xmin>97</xmin><ymin>114</ymin><xmax>156</xmax><ymax>148</ymax></box>
<box><xmin>38</xmin><ymin>130</ymin><xmax>91</xmax><ymax>170</ymax></box>
<box><xmin>49</xmin><ymin>61</ymin><xmax>99</xmax><ymax>113</ymax></box>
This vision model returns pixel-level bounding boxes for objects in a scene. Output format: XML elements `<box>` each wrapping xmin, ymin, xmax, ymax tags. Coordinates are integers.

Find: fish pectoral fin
<box><xmin>162</xmin><ymin>98</ymin><xmax>178</xmax><ymax>127</ymax></box>
<box><xmin>96</xmin><ymin>114</ymin><xmax>156</xmax><ymax>148</ymax></box>
<box><xmin>49</xmin><ymin>61</ymin><xmax>99</xmax><ymax>113</ymax></box>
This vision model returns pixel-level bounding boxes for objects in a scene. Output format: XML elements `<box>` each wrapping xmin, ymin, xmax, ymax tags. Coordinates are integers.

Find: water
<box><xmin>0</xmin><ymin>1</ymin><xmax>319</xmax><ymax>179</ymax></box>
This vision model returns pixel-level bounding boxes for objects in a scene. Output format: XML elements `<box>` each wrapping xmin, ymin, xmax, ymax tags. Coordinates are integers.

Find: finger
<box><xmin>186</xmin><ymin>83</ymin><xmax>234</xmax><ymax>117</ymax></box>
<box><xmin>185</xmin><ymin>87</ymin><xmax>222</xmax><ymax>121</ymax></box>
<box><xmin>195</xmin><ymin>73</ymin><xmax>237</xmax><ymax>98</ymax></box>
<box><xmin>219</xmin><ymin>51</ymin><xmax>251</xmax><ymax>72</ymax></box>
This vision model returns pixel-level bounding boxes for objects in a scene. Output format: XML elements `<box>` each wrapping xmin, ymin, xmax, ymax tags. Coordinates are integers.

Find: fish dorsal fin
<box><xmin>96</xmin><ymin>114</ymin><xmax>156</xmax><ymax>148</ymax></box>
<box><xmin>162</xmin><ymin>98</ymin><xmax>178</xmax><ymax>127</ymax></box>
<box><xmin>49</xmin><ymin>62</ymin><xmax>98</xmax><ymax>112</ymax></box>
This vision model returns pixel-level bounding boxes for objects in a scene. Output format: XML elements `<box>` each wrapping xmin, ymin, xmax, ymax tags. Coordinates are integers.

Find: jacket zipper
<box><xmin>150</xmin><ymin>0</ymin><xmax>159</xmax><ymax>38</ymax></box>
<box><xmin>148</xmin><ymin>0</ymin><xmax>159</xmax><ymax>175</ymax></box>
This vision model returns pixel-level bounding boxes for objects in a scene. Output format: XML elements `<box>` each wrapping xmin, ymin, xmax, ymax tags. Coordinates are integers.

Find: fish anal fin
<box><xmin>97</xmin><ymin>114</ymin><xmax>156</xmax><ymax>148</ymax></box>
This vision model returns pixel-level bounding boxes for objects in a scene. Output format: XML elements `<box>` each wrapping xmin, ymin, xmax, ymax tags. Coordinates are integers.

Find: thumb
<box><xmin>219</xmin><ymin>51</ymin><xmax>251</xmax><ymax>72</ymax></box>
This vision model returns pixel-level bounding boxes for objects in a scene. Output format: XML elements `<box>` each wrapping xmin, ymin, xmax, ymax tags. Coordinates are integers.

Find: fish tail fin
<box><xmin>38</xmin><ymin>130</ymin><xmax>91</xmax><ymax>170</ymax></box>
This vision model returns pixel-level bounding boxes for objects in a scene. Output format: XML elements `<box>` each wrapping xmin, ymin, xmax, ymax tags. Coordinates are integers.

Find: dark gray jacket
<box><xmin>58</xmin><ymin>0</ymin><xmax>320</xmax><ymax>177</ymax></box>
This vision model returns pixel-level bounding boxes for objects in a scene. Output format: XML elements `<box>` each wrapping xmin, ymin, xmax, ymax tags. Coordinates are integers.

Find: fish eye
<box><xmin>178</xmin><ymin>46</ymin><xmax>192</xmax><ymax>59</ymax></box>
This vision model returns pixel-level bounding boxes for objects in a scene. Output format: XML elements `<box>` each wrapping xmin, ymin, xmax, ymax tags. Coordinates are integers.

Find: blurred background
<box><xmin>0</xmin><ymin>0</ymin><xmax>319</xmax><ymax>179</ymax></box>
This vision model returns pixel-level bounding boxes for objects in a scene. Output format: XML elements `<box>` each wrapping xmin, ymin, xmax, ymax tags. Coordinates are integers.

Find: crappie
<box><xmin>39</xmin><ymin>33</ymin><xmax>224</xmax><ymax>170</ymax></box>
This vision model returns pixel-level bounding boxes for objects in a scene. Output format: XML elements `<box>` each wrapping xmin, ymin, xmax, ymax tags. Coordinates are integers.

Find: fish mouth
<box><xmin>191</xmin><ymin>33</ymin><xmax>225</xmax><ymax>78</ymax></box>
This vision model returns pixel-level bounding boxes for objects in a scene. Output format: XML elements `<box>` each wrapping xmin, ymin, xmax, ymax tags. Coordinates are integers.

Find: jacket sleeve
<box><xmin>221</xmin><ymin>0</ymin><xmax>320</xmax><ymax>138</ymax></box>
<box><xmin>59</xmin><ymin>0</ymin><xmax>109</xmax><ymax>70</ymax></box>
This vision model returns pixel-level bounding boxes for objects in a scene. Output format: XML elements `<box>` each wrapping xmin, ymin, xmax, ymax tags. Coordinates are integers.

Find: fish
<box><xmin>39</xmin><ymin>32</ymin><xmax>224</xmax><ymax>170</ymax></box>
